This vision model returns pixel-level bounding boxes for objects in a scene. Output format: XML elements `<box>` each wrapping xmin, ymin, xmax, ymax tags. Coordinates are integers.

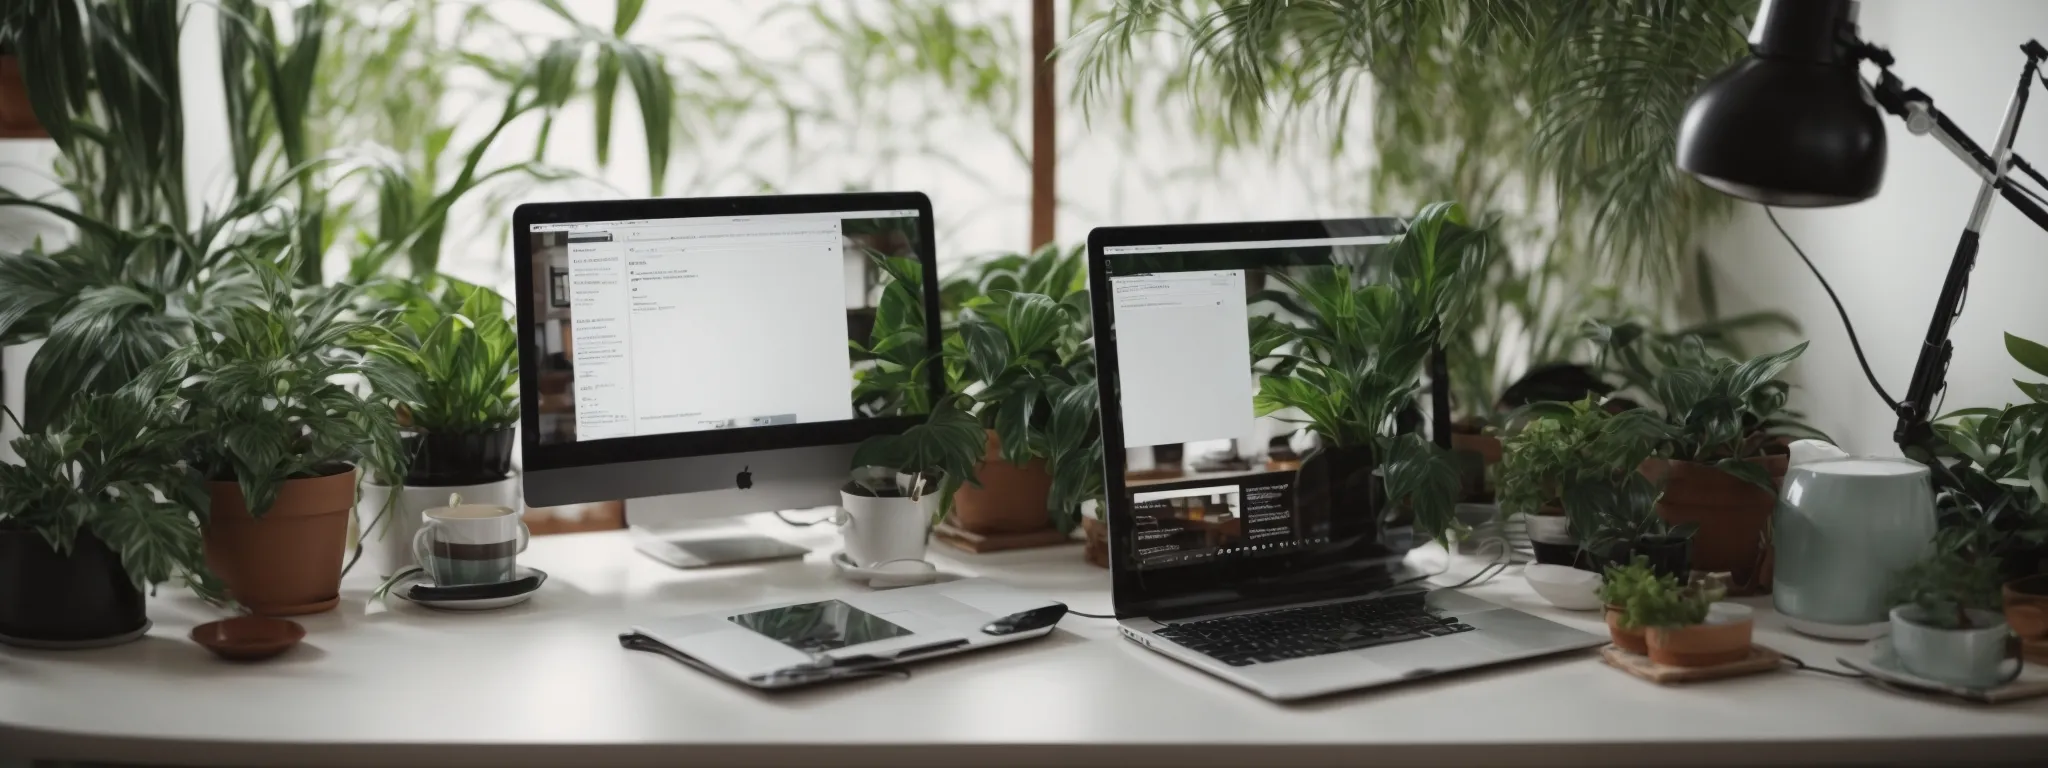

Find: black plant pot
<box><xmin>406</xmin><ymin>427</ymin><xmax>515</xmax><ymax>486</ymax></box>
<box><xmin>1534</xmin><ymin>540</ymin><xmax>1601</xmax><ymax>572</ymax></box>
<box><xmin>1295</xmin><ymin>444</ymin><xmax>1389</xmax><ymax>543</ymax></box>
<box><xmin>1601</xmin><ymin>536</ymin><xmax>1692</xmax><ymax>580</ymax></box>
<box><xmin>0</xmin><ymin>527</ymin><xmax>147</xmax><ymax>647</ymax></box>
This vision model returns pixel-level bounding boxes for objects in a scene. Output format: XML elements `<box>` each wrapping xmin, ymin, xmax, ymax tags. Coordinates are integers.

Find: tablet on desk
<box><xmin>620</xmin><ymin>578</ymin><xmax>1064</xmax><ymax>689</ymax></box>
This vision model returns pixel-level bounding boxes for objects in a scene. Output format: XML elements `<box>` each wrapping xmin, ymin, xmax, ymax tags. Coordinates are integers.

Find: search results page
<box><xmin>567</xmin><ymin>213</ymin><xmax>854</xmax><ymax>440</ymax></box>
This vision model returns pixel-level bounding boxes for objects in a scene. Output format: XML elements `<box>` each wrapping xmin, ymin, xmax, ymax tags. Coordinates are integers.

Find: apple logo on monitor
<box><xmin>736</xmin><ymin>466</ymin><xmax>753</xmax><ymax>490</ymax></box>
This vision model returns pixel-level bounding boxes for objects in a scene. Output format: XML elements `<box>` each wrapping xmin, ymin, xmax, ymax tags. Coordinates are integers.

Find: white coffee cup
<box><xmin>836</xmin><ymin>490</ymin><xmax>937</xmax><ymax>567</ymax></box>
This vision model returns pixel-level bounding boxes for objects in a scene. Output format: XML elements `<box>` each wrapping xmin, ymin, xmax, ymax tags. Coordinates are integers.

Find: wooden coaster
<box><xmin>931</xmin><ymin>521</ymin><xmax>1075</xmax><ymax>553</ymax></box>
<box><xmin>1599</xmin><ymin>644</ymin><xmax>1784</xmax><ymax>684</ymax></box>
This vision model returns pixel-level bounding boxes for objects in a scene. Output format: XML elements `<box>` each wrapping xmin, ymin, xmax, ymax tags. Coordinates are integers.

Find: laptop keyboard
<box><xmin>1151</xmin><ymin>592</ymin><xmax>1477</xmax><ymax>667</ymax></box>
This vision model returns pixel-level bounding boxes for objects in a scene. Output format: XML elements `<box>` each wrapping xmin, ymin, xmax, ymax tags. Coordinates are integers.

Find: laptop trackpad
<box><xmin>1351</xmin><ymin>635</ymin><xmax>1497</xmax><ymax>674</ymax></box>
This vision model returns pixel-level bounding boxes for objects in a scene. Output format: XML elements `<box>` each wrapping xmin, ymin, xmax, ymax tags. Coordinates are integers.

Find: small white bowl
<box><xmin>1524</xmin><ymin>564</ymin><xmax>1604</xmax><ymax>611</ymax></box>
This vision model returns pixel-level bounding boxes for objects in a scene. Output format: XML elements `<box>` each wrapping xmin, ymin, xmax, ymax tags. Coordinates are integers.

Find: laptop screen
<box><xmin>1092</xmin><ymin>219</ymin><xmax>1435</xmax><ymax>617</ymax></box>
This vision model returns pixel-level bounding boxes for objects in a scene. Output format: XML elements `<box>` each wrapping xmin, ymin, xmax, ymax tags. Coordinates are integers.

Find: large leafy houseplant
<box><xmin>1246</xmin><ymin>202</ymin><xmax>1490</xmax><ymax>542</ymax></box>
<box><xmin>1071</xmin><ymin>1</ymin><xmax>1749</xmax><ymax>286</ymax></box>
<box><xmin>1588</xmin><ymin>322</ymin><xmax>1820</xmax><ymax>593</ymax></box>
<box><xmin>131</xmin><ymin>258</ymin><xmax>416</xmax><ymax>613</ymax></box>
<box><xmin>1588</xmin><ymin>322</ymin><xmax>1818</xmax><ymax>489</ymax></box>
<box><xmin>946</xmin><ymin>241</ymin><xmax>1097</xmax><ymax>533</ymax></box>
<box><xmin>0</xmin><ymin>0</ymin><xmax>326</xmax><ymax>431</ymax></box>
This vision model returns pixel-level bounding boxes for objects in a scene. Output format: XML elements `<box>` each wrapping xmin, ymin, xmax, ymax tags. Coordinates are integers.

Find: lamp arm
<box><xmin>1862</xmin><ymin>42</ymin><xmax>2048</xmax><ymax>451</ymax></box>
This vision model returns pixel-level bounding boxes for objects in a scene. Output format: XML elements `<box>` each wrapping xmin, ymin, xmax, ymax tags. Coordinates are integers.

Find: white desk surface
<box><xmin>4</xmin><ymin>514</ymin><xmax>2045</xmax><ymax>767</ymax></box>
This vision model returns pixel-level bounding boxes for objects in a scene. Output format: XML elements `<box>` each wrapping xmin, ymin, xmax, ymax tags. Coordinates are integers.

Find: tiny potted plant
<box><xmin>1596</xmin><ymin>557</ymin><xmax>1665</xmax><ymax>653</ymax></box>
<box><xmin>1889</xmin><ymin>551</ymin><xmax>2023</xmax><ymax>688</ymax></box>
<box><xmin>0</xmin><ymin>393</ymin><xmax>223</xmax><ymax>648</ymax></box>
<box><xmin>138</xmin><ymin>264</ymin><xmax>416</xmax><ymax>616</ymax></box>
<box><xmin>1564</xmin><ymin>472</ymin><xmax>1696</xmax><ymax>578</ymax></box>
<box><xmin>839</xmin><ymin>399</ymin><xmax>986</xmax><ymax>567</ymax></box>
<box><xmin>1633</xmin><ymin>572</ymin><xmax>1752</xmax><ymax>668</ymax></box>
<box><xmin>1499</xmin><ymin>397</ymin><xmax>1670</xmax><ymax>566</ymax></box>
<box><xmin>356</xmin><ymin>279</ymin><xmax>521</xmax><ymax>577</ymax></box>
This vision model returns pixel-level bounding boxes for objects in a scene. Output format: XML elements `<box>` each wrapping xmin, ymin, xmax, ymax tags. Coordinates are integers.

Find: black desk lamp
<box><xmin>1676</xmin><ymin>0</ymin><xmax>2048</xmax><ymax>451</ymax></box>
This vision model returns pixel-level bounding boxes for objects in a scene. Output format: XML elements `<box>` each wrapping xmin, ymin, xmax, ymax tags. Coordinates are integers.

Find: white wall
<box><xmin>1706</xmin><ymin>0</ymin><xmax>2048</xmax><ymax>456</ymax></box>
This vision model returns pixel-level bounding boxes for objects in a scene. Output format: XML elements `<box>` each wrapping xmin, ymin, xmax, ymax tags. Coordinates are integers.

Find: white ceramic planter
<box><xmin>1525</xmin><ymin>513</ymin><xmax>1572</xmax><ymax>545</ymax></box>
<box><xmin>837</xmin><ymin>489</ymin><xmax>936</xmax><ymax>568</ymax></box>
<box><xmin>355</xmin><ymin>476</ymin><xmax>519</xmax><ymax>579</ymax></box>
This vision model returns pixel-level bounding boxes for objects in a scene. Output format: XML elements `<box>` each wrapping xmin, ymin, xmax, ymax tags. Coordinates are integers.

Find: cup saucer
<box><xmin>830</xmin><ymin>551</ymin><xmax>939</xmax><ymax>588</ymax></box>
<box><xmin>395</xmin><ymin>566</ymin><xmax>547</xmax><ymax>611</ymax></box>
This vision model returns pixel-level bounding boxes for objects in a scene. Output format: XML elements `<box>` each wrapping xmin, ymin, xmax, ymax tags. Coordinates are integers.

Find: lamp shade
<box><xmin>1676</xmin><ymin>0</ymin><xmax>1888</xmax><ymax>207</ymax></box>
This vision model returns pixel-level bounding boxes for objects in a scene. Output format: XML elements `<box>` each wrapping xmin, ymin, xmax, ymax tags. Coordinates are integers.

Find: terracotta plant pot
<box><xmin>950</xmin><ymin>431</ymin><xmax>1053</xmax><ymax>535</ymax></box>
<box><xmin>1647</xmin><ymin>609</ymin><xmax>1755</xmax><ymax>668</ymax></box>
<box><xmin>1601</xmin><ymin>535</ymin><xmax>1691</xmax><ymax>580</ymax></box>
<box><xmin>2004</xmin><ymin>574</ymin><xmax>2048</xmax><ymax>664</ymax></box>
<box><xmin>1449</xmin><ymin>429</ymin><xmax>1503</xmax><ymax>465</ymax></box>
<box><xmin>1644</xmin><ymin>455</ymin><xmax>1787</xmax><ymax>595</ymax></box>
<box><xmin>1081</xmin><ymin>511</ymin><xmax>1109</xmax><ymax>569</ymax></box>
<box><xmin>0</xmin><ymin>528</ymin><xmax>147</xmax><ymax>648</ymax></box>
<box><xmin>0</xmin><ymin>55</ymin><xmax>48</xmax><ymax>139</ymax></box>
<box><xmin>206</xmin><ymin>469</ymin><xmax>358</xmax><ymax>616</ymax></box>
<box><xmin>1605</xmin><ymin>605</ymin><xmax>1648</xmax><ymax>654</ymax></box>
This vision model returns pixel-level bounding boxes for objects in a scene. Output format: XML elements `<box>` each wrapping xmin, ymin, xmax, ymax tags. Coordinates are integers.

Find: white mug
<box><xmin>413</xmin><ymin>504</ymin><xmax>530</xmax><ymax>586</ymax></box>
<box><xmin>836</xmin><ymin>491</ymin><xmax>937</xmax><ymax>567</ymax></box>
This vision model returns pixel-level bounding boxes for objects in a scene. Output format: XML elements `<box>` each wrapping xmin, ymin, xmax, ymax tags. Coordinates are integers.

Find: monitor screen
<box><xmin>1094</xmin><ymin>221</ymin><xmax>1430</xmax><ymax>613</ymax></box>
<box><xmin>523</xmin><ymin>208</ymin><xmax>928</xmax><ymax>446</ymax></box>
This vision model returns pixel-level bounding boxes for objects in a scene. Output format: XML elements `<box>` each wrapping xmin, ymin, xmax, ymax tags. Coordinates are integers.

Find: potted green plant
<box><xmin>1591</xmin><ymin>323</ymin><xmax>1821</xmax><ymax>593</ymax></box>
<box><xmin>950</xmin><ymin>285</ymin><xmax>1095</xmax><ymax>536</ymax></box>
<box><xmin>1595</xmin><ymin>557</ymin><xmax>1664</xmax><ymax>654</ymax></box>
<box><xmin>1888</xmin><ymin>551</ymin><xmax>2022</xmax><ymax>688</ymax></box>
<box><xmin>0</xmin><ymin>393</ymin><xmax>222</xmax><ymax>648</ymax></box>
<box><xmin>137</xmin><ymin>262</ymin><xmax>416</xmax><ymax>616</ymax></box>
<box><xmin>355</xmin><ymin>278</ymin><xmax>520</xmax><ymax>577</ymax></box>
<box><xmin>1563</xmin><ymin>472</ymin><xmax>1695</xmax><ymax>578</ymax></box>
<box><xmin>839</xmin><ymin>399</ymin><xmax>986</xmax><ymax>567</ymax></box>
<box><xmin>1498</xmin><ymin>397</ymin><xmax>1671</xmax><ymax>566</ymax></box>
<box><xmin>1248</xmin><ymin>202</ymin><xmax>1491</xmax><ymax>543</ymax></box>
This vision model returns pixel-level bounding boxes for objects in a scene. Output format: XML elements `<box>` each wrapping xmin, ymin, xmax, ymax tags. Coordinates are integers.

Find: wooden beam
<box><xmin>1029</xmin><ymin>0</ymin><xmax>1056</xmax><ymax>252</ymax></box>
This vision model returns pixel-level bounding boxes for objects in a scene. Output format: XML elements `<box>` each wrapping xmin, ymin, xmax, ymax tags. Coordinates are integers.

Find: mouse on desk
<box><xmin>980</xmin><ymin>603</ymin><xmax>1069</xmax><ymax>636</ymax></box>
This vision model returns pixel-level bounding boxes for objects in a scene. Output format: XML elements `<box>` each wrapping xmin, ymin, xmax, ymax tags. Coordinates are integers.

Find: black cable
<box><xmin>1781</xmin><ymin>653</ymin><xmax>1868</xmax><ymax>680</ymax></box>
<box><xmin>1764</xmin><ymin>207</ymin><xmax>1902</xmax><ymax>413</ymax></box>
<box><xmin>1068</xmin><ymin>610</ymin><xmax>1117</xmax><ymax>619</ymax></box>
<box><xmin>771</xmin><ymin>509</ymin><xmax>831</xmax><ymax>527</ymax></box>
<box><xmin>2010</xmin><ymin>178</ymin><xmax>2048</xmax><ymax>209</ymax></box>
<box><xmin>1435</xmin><ymin>560</ymin><xmax>1511</xmax><ymax>591</ymax></box>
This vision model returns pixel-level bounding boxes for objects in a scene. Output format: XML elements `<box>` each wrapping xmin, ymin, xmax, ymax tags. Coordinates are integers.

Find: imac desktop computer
<box><xmin>512</xmin><ymin>192</ymin><xmax>942</xmax><ymax>564</ymax></box>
